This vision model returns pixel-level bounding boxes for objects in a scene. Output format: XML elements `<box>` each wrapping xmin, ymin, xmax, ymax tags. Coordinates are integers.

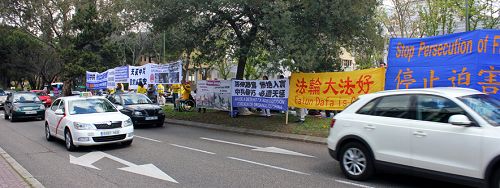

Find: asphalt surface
<box><xmin>0</xmin><ymin>111</ymin><xmax>472</xmax><ymax>188</ymax></box>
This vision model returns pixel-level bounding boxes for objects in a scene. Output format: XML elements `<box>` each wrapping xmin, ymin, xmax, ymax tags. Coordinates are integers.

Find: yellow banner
<box><xmin>289</xmin><ymin>68</ymin><xmax>386</xmax><ymax>110</ymax></box>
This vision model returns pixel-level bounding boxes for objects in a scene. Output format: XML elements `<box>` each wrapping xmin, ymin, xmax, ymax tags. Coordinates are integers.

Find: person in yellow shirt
<box><xmin>137</xmin><ymin>81</ymin><xmax>147</xmax><ymax>94</ymax></box>
<box><xmin>171</xmin><ymin>83</ymin><xmax>181</xmax><ymax>109</ymax></box>
<box><xmin>157</xmin><ymin>84</ymin><xmax>165</xmax><ymax>105</ymax></box>
<box><xmin>180</xmin><ymin>82</ymin><xmax>191</xmax><ymax>100</ymax></box>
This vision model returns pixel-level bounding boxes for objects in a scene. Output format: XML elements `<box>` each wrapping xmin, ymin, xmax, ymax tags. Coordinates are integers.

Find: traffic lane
<box><xmin>134</xmin><ymin>123</ymin><xmax>473</xmax><ymax>188</ymax></box>
<box><xmin>0</xmin><ymin>118</ymin><xmax>124</xmax><ymax>188</ymax></box>
<box><xmin>0</xmin><ymin>118</ymin><xmax>348</xmax><ymax>188</ymax></box>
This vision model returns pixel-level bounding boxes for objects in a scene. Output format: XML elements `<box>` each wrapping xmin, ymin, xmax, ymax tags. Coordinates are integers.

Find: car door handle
<box><xmin>364</xmin><ymin>125</ymin><xmax>375</xmax><ymax>130</ymax></box>
<box><xmin>413</xmin><ymin>131</ymin><xmax>427</xmax><ymax>137</ymax></box>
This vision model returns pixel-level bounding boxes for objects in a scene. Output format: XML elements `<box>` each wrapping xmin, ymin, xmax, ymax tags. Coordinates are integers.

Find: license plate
<box><xmin>25</xmin><ymin>111</ymin><xmax>37</xmax><ymax>114</ymax></box>
<box><xmin>100</xmin><ymin>130</ymin><xmax>120</xmax><ymax>136</ymax></box>
<box><xmin>145</xmin><ymin>116</ymin><xmax>158</xmax><ymax>120</ymax></box>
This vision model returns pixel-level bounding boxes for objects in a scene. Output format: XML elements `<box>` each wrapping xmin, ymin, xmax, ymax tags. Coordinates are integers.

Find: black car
<box><xmin>3</xmin><ymin>92</ymin><xmax>45</xmax><ymax>122</ymax></box>
<box><xmin>107</xmin><ymin>93</ymin><xmax>165</xmax><ymax>127</ymax></box>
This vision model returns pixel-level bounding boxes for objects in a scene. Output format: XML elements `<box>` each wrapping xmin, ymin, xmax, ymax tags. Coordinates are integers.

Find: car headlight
<box><xmin>73</xmin><ymin>122</ymin><xmax>95</xmax><ymax>130</ymax></box>
<box><xmin>158</xmin><ymin>109</ymin><xmax>165</xmax><ymax>114</ymax></box>
<box><xmin>13</xmin><ymin>106</ymin><xmax>21</xmax><ymax>112</ymax></box>
<box><xmin>133</xmin><ymin>111</ymin><xmax>143</xmax><ymax>116</ymax></box>
<box><xmin>39</xmin><ymin>105</ymin><xmax>45</xmax><ymax>110</ymax></box>
<box><xmin>123</xmin><ymin>119</ymin><xmax>133</xmax><ymax>127</ymax></box>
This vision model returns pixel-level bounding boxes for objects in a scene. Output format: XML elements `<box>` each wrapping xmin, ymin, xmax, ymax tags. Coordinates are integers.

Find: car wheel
<box><xmin>339</xmin><ymin>142</ymin><xmax>374</xmax><ymax>181</ymax></box>
<box><xmin>45</xmin><ymin>124</ymin><xmax>53</xmax><ymax>141</ymax></box>
<box><xmin>64</xmin><ymin>130</ymin><xmax>76</xmax><ymax>151</ymax></box>
<box><xmin>9</xmin><ymin>113</ymin><xmax>16</xmax><ymax>122</ymax></box>
<box><xmin>122</xmin><ymin>140</ymin><xmax>133</xmax><ymax>146</ymax></box>
<box><xmin>491</xmin><ymin>168</ymin><xmax>500</xmax><ymax>188</ymax></box>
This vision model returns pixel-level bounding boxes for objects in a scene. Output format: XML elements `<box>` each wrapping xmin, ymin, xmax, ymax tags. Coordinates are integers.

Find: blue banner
<box><xmin>86</xmin><ymin>71</ymin><xmax>108</xmax><ymax>90</ymax></box>
<box><xmin>231</xmin><ymin>79</ymin><xmax>289</xmax><ymax>111</ymax></box>
<box><xmin>387</xmin><ymin>30</ymin><xmax>500</xmax><ymax>99</ymax></box>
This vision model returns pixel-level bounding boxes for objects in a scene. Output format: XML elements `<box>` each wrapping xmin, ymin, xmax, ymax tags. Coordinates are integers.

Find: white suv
<box><xmin>327</xmin><ymin>87</ymin><xmax>500</xmax><ymax>188</ymax></box>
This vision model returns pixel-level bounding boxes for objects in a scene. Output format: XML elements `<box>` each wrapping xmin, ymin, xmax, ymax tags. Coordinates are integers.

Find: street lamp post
<box><xmin>465</xmin><ymin>0</ymin><xmax>470</xmax><ymax>31</ymax></box>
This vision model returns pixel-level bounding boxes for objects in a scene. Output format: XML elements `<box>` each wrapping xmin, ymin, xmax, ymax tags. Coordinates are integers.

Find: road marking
<box><xmin>136</xmin><ymin>135</ymin><xmax>162</xmax><ymax>143</ymax></box>
<box><xmin>70</xmin><ymin>151</ymin><xmax>178</xmax><ymax>183</ymax></box>
<box><xmin>227</xmin><ymin>157</ymin><xmax>310</xmax><ymax>175</ymax></box>
<box><xmin>200</xmin><ymin>137</ymin><xmax>260</xmax><ymax>149</ymax></box>
<box><xmin>201</xmin><ymin>137</ymin><xmax>315</xmax><ymax>158</ymax></box>
<box><xmin>335</xmin><ymin>180</ymin><xmax>374</xmax><ymax>188</ymax></box>
<box><xmin>170</xmin><ymin>144</ymin><xmax>216</xmax><ymax>155</ymax></box>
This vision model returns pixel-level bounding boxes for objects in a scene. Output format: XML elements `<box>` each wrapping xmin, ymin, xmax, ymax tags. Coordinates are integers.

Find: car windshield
<box><xmin>13</xmin><ymin>93</ymin><xmax>41</xmax><ymax>103</ymax></box>
<box><xmin>459</xmin><ymin>94</ymin><xmax>500</xmax><ymax>126</ymax></box>
<box><xmin>122</xmin><ymin>94</ymin><xmax>152</xmax><ymax>105</ymax></box>
<box><xmin>68</xmin><ymin>99</ymin><xmax>117</xmax><ymax>115</ymax></box>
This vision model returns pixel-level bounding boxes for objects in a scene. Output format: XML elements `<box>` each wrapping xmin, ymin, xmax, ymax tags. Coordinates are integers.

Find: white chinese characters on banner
<box><xmin>231</xmin><ymin>79</ymin><xmax>289</xmax><ymax>111</ymax></box>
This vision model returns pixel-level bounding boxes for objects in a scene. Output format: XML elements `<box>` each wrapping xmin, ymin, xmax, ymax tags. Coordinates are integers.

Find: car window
<box><xmin>357</xmin><ymin>98</ymin><xmax>379</xmax><ymax>115</ymax></box>
<box><xmin>113</xmin><ymin>95</ymin><xmax>121</xmax><ymax>104</ymax></box>
<box><xmin>68</xmin><ymin>99</ymin><xmax>117</xmax><ymax>115</ymax></box>
<box><xmin>417</xmin><ymin>95</ymin><xmax>466</xmax><ymax>123</ymax></box>
<box><xmin>459</xmin><ymin>94</ymin><xmax>499</xmax><ymax>126</ymax></box>
<box><xmin>51</xmin><ymin>99</ymin><xmax>61</xmax><ymax>111</ymax></box>
<box><xmin>372</xmin><ymin>95</ymin><xmax>414</xmax><ymax>119</ymax></box>
<box><xmin>58</xmin><ymin>100</ymin><xmax>65</xmax><ymax>112</ymax></box>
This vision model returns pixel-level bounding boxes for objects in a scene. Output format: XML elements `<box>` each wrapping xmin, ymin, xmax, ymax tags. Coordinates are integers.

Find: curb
<box><xmin>165</xmin><ymin>119</ymin><xmax>327</xmax><ymax>144</ymax></box>
<box><xmin>0</xmin><ymin>146</ymin><xmax>45</xmax><ymax>188</ymax></box>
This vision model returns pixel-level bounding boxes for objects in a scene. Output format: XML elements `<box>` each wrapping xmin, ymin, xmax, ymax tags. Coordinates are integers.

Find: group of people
<box><xmin>131</xmin><ymin>81</ymin><xmax>192</xmax><ymax>108</ymax></box>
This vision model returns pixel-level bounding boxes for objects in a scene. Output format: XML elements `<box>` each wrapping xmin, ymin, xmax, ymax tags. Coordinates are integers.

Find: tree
<box><xmin>142</xmin><ymin>0</ymin><xmax>381</xmax><ymax>78</ymax></box>
<box><xmin>380</xmin><ymin>0</ymin><xmax>423</xmax><ymax>38</ymax></box>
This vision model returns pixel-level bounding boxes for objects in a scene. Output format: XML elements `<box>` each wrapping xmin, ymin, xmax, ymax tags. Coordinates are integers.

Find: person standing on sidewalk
<box><xmin>261</xmin><ymin>76</ymin><xmax>271</xmax><ymax>117</ymax></box>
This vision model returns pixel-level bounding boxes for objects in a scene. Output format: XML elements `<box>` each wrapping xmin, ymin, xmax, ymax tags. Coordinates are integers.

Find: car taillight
<box><xmin>330</xmin><ymin>119</ymin><xmax>336</xmax><ymax>128</ymax></box>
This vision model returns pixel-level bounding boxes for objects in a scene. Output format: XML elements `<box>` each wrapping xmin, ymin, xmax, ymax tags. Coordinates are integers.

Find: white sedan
<box><xmin>45</xmin><ymin>96</ymin><xmax>134</xmax><ymax>151</ymax></box>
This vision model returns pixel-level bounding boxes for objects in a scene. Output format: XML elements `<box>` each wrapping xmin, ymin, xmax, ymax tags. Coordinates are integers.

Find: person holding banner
<box><xmin>137</xmin><ymin>81</ymin><xmax>147</xmax><ymax>94</ymax></box>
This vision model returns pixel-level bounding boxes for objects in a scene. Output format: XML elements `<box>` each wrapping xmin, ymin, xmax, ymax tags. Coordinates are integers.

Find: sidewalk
<box><xmin>165</xmin><ymin>118</ymin><xmax>327</xmax><ymax>144</ymax></box>
<box><xmin>0</xmin><ymin>146</ymin><xmax>44</xmax><ymax>188</ymax></box>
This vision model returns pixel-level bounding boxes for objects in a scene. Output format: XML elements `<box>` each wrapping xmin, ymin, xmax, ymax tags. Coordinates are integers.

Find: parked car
<box><xmin>327</xmin><ymin>87</ymin><xmax>500</xmax><ymax>188</ymax></box>
<box><xmin>107</xmin><ymin>93</ymin><xmax>165</xmax><ymax>127</ymax></box>
<box><xmin>0</xmin><ymin>89</ymin><xmax>6</xmax><ymax>109</ymax></box>
<box><xmin>31</xmin><ymin>90</ymin><xmax>52</xmax><ymax>107</ymax></box>
<box><xmin>44</xmin><ymin>96</ymin><xmax>134</xmax><ymax>151</ymax></box>
<box><xmin>3</xmin><ymin>92</ymin><xmax>46</xmax><ymax>121</ymax></box>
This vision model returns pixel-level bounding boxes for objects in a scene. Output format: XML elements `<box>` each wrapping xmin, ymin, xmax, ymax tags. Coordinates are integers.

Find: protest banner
<box><xmin>86</xmin><ymin>71</ymin><xmax>108</xmax><ymax>90</ymax></box>
<box><xmin>195</xmin><ymin>80</ymin><xmax>232</xmax><ymax>111</ymax></box>
<box><xmin>149</xmin><ymin>61</ymin><xmax>182</xmax><ymax>84</ymax></box>
<box><xmin>387</xmin><ymin>30</ymin><xmax>500</xmax><ymax>99</ymax></box>
<box><xmin>106</xmin><ymin>68</ymin><xmax>115</xmax><ymax>89</ymax></box>
<box><xmin>114</xmin><ymin>66</ymin><xmax>129</xmax><ymax>83</ymax></box>
<box><xmin>128</xmin><ymin>65</ymin><xmax>149</xmax><ymax>89</ymax></box>
<box><xmin>231</xmin><ymin>79</ymin><xmax>289</xmax><ymax>111</ymax></box>
<box><xmin>289</xmin><ymin>68</ymin><xmax>386</xmax><ymax>110</ymax></box>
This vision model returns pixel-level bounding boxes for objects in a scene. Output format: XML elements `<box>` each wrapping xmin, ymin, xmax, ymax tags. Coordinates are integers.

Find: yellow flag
<box><xmin>289</xmin><ymin>68</ymin><xmax>386</xmax><ymax>110</ymax></box>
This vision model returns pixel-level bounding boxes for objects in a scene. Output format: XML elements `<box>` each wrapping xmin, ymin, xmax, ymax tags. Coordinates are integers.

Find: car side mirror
<box><xmin>55</xmin><ymin>109</ymin><xmax>65</xmax><ymax>115</ymax></box>
<box><xmin>448</xmin><ymin>114</ymin><xmax>471</xmax><ymax>126</ymax></box>
<box><xmin>116</xmin><ymin>105</ymin><xmax>124</xmax><ymax>110</ymax></box>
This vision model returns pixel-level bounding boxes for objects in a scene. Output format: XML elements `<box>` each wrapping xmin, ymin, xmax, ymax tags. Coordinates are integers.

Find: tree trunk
<box><xmin>235</xmin><ymin>48</ymin><xmax>249</xmax><ymax>80</ymax></box>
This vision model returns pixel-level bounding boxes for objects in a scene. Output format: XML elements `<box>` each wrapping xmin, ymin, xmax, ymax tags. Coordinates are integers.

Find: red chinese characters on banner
<box><xmin>294</xmin><ymin>75</ymin><xmax>375</xmax><ymax>96</ymax></box>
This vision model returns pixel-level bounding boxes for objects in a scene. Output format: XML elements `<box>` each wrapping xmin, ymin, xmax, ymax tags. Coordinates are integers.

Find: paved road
<box><xmin>0</xmin><ymin>112</ymin><xmax>471</xmax><ymax>188</ymax></box>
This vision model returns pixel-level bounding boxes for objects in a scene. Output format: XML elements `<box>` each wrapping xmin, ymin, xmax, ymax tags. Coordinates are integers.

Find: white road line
<box><xmin>227</xmin><ymin>157</ymin><xmax>310</xmax><ymax>175</ymax></box>
<box><xmin>135</xmin><ymin>135</ymin><xmax>162</xmax><ymax>143</ymax></box>
<box><xmin>335</xmin><ymin>180</ymin><xmax>375</xmax><ymax>188</ymax></box>
<box><xmin>200</xmin><ymin>137</ymin><xmax>260</xmax><ymax>149</ymax></box>
<box><xmin>170</xmin><ymin>144</ymin><xmax>216</xmax><ymax>155</ymax></box>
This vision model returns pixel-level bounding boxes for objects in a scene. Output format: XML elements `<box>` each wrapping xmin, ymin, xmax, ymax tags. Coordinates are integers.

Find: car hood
<box><xmin>67</xmin><ymin>112</ymin><xmax>129</xmax><ymax>124</ymax></box>
<box><xmin>124</xmin><ymin>104</ymin><xmax>161</xmax><ymax>111</ymax></box>
<box><xmin>14</xmin><ymin>102</ymin><xmax>43</xmax><ymax>108</ymax></box>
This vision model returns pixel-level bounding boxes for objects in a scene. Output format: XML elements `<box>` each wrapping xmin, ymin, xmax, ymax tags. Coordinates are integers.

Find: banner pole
<box><xmin>285</xmin><ymin>110</ymin><xmax>289</xmax><ymax>125</ymax></box>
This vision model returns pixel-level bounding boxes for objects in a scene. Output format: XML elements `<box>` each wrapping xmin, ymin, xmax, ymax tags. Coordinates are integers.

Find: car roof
<box><xmin>363</xmin><ymin>87</ymin><xmax>483</xmax><ymax>99</ymax></box>
<box><xmin>57</xmin><ymin>96</ymin><xmax>107</xmax><ymax>101</ymax></box>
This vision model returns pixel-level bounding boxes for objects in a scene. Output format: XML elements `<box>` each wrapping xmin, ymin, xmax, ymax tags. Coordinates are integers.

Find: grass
<box><xmin>162</xmin><ymin>104</ymin><xmax>331</xmax><ymax>137</ymax></box>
